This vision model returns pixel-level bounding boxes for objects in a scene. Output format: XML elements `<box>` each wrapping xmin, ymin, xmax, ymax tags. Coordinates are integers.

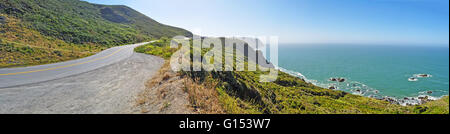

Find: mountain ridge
<box><xmin>0</xmin><ymin>0</ymin><xmax>192</xmax><ymax>46</ymax></box>
<box><xmin>0</xmin><ymin>0</ymin><xmax>191</xmax><ymax>67</ymax></box>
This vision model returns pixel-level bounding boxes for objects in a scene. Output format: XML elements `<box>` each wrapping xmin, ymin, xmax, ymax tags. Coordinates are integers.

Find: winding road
<box><xmin>0</xmin><ymin>42</ymin><xmax>165</xmax><ymax>113</ymax></box>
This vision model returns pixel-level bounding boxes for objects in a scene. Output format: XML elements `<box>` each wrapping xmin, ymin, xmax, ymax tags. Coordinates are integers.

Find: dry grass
<box><xmin>135</xmin><ymin>60</ymin><xmax>225</xmax><ymax>114</ymax></box>
<box><xmin>135</xmin><ymin>61</ymin><xmax>174</xmax><ymax>112</ymax></box>
<box><xmin>183</xmin><ymin>77</ymin><xmax>225</xmax><ymax>114</ymax></box>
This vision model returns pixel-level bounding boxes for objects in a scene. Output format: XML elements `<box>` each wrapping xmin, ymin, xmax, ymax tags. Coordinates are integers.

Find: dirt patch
<box><xmin>135</xmin><ymin>62</ymin><xmax>193</xmax><ymax>114</ymax></box>
<box><xmin>135</xmin><ymin>61</ymin><xmax>224</xmax><ymax>114</ymax></box>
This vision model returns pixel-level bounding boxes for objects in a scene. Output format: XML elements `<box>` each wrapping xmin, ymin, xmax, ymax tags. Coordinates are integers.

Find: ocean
<box><xmin>276</xmin><ymin>44</ymin><xmax>449</xmax><ymax>104</ymax></box>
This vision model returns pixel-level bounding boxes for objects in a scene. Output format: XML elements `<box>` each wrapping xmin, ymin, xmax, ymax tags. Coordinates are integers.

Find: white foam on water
<box><xmin>276</xmin><ymin>67</ymin><xmax>446</xmax><ymax>106</ymax></box>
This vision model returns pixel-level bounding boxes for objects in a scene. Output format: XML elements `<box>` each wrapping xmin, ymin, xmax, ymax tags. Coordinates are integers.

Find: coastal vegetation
<box><xmin>135</xmin><ymin>38</ymin><xmax>449</xmax><ymax>114</ymax></box>
<box><xmin>0</xmin><ymin>0</ymin><xmax>191</xmax><ymax>67</ymax></box>
<box><xmin>134</xmin><ymin>38</ymin><xmax>178</xmax><ymax>60</ymax></box>
<box><xmin>0</xmin><ymin>14</ymin><xmax>103</xmax><ymax>67</ymax></box>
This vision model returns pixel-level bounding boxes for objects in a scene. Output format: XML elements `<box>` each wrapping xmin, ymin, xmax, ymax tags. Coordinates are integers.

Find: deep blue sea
<box><xmin>277</xmin><ymin>44</ymin><xmax>449</xmax><ymax>102</ymax></box>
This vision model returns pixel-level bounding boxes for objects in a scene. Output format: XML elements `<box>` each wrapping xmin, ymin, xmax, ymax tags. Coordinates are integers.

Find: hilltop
<box><xmin>0</xmin><ymin>0</ymin><xmax>191</xmax><ymax>67</ymax></box>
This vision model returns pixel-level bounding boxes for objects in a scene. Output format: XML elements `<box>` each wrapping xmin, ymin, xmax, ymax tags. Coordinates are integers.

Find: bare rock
<box><xmin>329</xmin><ymin>86</ymin><xmax>336</xmax><ymax>90</ymax></box>
<box><xmin>329</xmin><ymin>78</ymin><xmax>337</xmax><ymax>82</ymax></box>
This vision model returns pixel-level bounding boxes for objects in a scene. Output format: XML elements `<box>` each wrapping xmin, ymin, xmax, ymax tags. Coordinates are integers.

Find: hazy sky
<box><xmin>84</xmin><ymin>0</ymin><xmax>449</xmax><ymax>46</ymax></box>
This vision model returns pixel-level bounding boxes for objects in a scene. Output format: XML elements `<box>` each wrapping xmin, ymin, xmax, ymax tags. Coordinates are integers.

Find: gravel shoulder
<box><xmin>134</xmin><ymin>62</ymin><xmax>194</xmax><ymax>114</ymax></box>
<box><xmin>0</xmin><ymin>53</ymin><xmax>164</xmax><ymax>114</ymax></box>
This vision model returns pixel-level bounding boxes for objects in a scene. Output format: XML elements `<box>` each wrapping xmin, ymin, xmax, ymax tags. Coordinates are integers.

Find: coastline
<box><xmin>277</xmin><ymin>66</ymin><xmax>448</xmax><ymax>106</ymax></box>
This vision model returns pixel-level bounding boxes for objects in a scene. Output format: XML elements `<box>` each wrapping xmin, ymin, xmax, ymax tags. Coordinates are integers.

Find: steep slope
<box><xmin>0</xmin><ymin>0</ymin><xmax>191</xmax><ymax>45</ymax></box>
<box><xmin>0</xmin><ymin>0</ymin><xmax>191</xmax><ymax>67</ymax></box>
<box><xmin>134</xmin><ymin>39</ymin><xmax>449</xmax><ymax>114</ymax></box>
<box><xmin>0</xmin><ymin>15</ymin><xmax>99</xmax><ymax>67</ymax></box>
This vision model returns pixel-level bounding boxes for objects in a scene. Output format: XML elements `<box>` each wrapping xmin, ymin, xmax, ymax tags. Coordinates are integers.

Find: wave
<box><xmin>276</xmin><ymin>66</ymin><xmax>446</xmax><ymax>106</ymax></box>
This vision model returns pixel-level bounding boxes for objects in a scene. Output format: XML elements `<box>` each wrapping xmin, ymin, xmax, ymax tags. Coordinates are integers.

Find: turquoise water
<box><xmin>277</xmin><ymin>44</ymin><xmax>449</xmax><ymax>101</ymax></box>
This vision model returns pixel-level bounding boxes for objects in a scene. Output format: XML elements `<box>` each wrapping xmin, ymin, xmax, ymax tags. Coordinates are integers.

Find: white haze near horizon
<box><xmin>84</xmin><ymin>0</ymin><xmax>449</xmax><ymax>47</ymax></box>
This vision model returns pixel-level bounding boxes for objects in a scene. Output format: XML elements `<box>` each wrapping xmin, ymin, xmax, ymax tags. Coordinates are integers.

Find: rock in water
<box><xmin>408</xmin><ymin>77</ymin><xmax>418</xmax><ymax>82</ymax></box>
<box><xmin>329</xmin><ymin>78</ymin><xmax>337</xmax><ymax>81</ymax></box>
<box><xmin>416</xmin><ymin>74</ymin><xmax>432</xmax><ymax>78</ymax></box>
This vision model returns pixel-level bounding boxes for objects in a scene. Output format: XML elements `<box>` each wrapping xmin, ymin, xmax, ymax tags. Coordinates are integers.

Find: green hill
<box><xmin>0</xmin><ymin>0</ymin><xmax>191</xmax><ymax>67</ymax></box>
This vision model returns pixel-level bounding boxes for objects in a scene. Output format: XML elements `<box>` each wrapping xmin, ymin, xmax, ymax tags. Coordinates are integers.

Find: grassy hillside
<box><xmin>0</xmin><ymin>0</ymin><xmax>191</xmax><ymax>67</ymax></box>
<box><xmin>135</xmin><ymin>39</ymin><xmax>449</xmax><ymax>114</ymax></box>
<box><xmin>134</xmin><ymin>37</ymin><xmax>178</xmax><ymax>59</ymax></box>
<box><xmin>0</xmin><ymin>14</ymin><xmax>103</xmax><ymax>67</ymax></box>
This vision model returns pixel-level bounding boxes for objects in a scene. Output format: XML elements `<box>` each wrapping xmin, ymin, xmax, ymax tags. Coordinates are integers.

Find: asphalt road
<box><xmin>0</xmin><ymin>42</ymin><xmax>151</xmax><ymax>88</ymax></box>
<box><xmin>0</xmin><ymin>42</ymin><xmax>165</xmax><ymax>113</ymax></box>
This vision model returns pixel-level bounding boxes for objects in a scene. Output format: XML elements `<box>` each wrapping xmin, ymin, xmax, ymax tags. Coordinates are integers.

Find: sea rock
<box><xmin>330</xmin><ymin>78</ymin><xmax>336</xmax><ymax>81</ymax></box>
<box><xmin>416</xmin><ymin>74</ymin><xmax>432</xmax><ymax>78</ymax></box>
<box><xmin>383</xmin><ymin>97</ymin><xmax>398</xmax><ymax>104</ymax></box>
<box><xmin>408</xmin><ymin>77</ymin><xmax>418</xmax><ymax>82</ymax></box>
<box><xmin>427</xmin><ymin>91</ymin><xmax>433</xmax><ymax>94</ymax></box>
<box><xmin>417</xmin><ymin>96</ymin><xmax>432</xmax><ymax>104</ymax></box>
<box><xmin>418</xmin><ymin>96</ymin><xmax>429</xmax><ymax>102</ymax></box>
<box><xmin>328</xmin><ymin>86</ymin><xmax>336</xmax><ymax>90</ymax></box>
<box><xmin>329</xmin><ymin>77</ymin><xmax>346</xmax><ymax>82</ymax></box>
<box><xmin>385</xmin><ymin>97</ymin><xmax>397</xmax><ymax>103</ymax></box>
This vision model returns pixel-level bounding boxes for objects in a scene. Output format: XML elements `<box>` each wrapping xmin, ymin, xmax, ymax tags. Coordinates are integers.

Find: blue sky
<box><xmin>84</xmin><ymin>0</ymin><xmax>449</xmax><ymax>46</ymax></box>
